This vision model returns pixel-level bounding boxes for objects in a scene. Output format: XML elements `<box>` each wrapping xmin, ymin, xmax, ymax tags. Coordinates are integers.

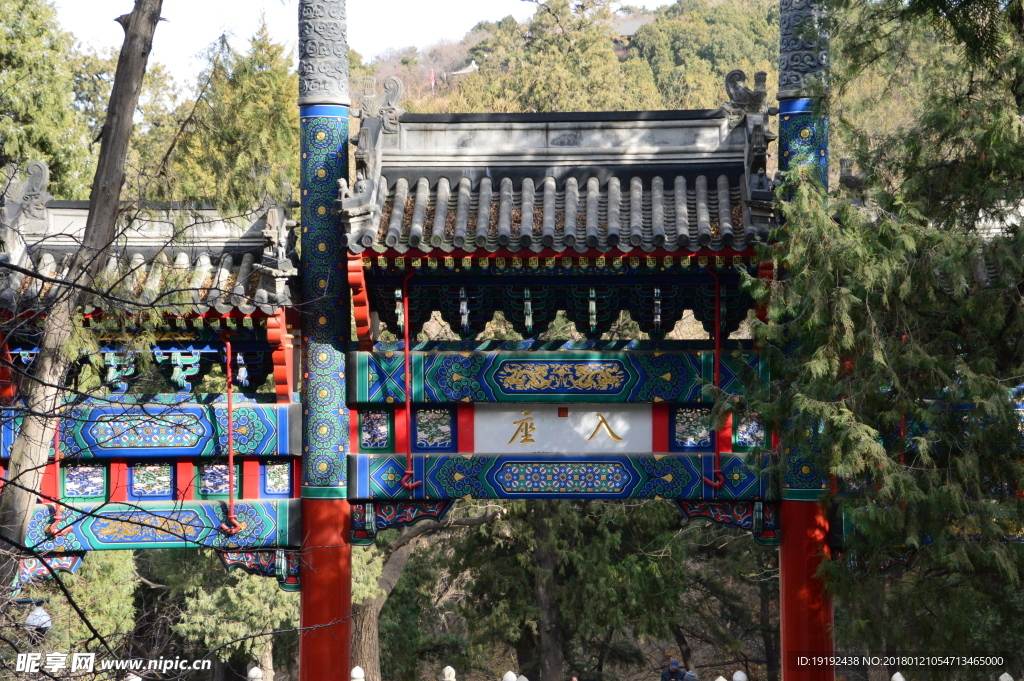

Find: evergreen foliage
<box><xmin>631</xmin><ymin>0</ymin><xmax>778</xmax><ymax>109</ymax></box>
<box><xmin>167</xmin><ymin>19</ymin><xmax>299</xmax><ymax>213</ymax></box>
<box><xmin>397</xmin><ymin>500</ymin><xmax>779</xmax><ymax>680</ymax></box>
<box><xmin>748</xmin><ymin>0</ymin><xmax>1024</xmax><ymax>671</ymax></box>
<box><xmin>0</xmin><ymin>0</ymin><xmax>90</xmax><ymax>198</ymax></box>
<box><xmin>450</xmin><ymin>0</ymin><xmax>662</xmax><ymax>113</ymax></box>
<box><xmin>157</xmin><ymin>550</ymin><xmax>297</xmax><ymax>664</ymax></box>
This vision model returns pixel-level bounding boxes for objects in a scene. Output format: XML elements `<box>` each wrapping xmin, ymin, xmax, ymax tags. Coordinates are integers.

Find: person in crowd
<box><xmin>662</xmin><ymin>659</ymin><xmax>696</xmax><ymax>681</ymax></box>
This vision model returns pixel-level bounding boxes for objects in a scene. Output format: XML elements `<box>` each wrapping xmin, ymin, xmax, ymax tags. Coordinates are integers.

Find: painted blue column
<box><xmin>299</xmin><ymin>0</ymin><xmax>351</xmax><ymax>499</ymax></box>
<box><xmin>297</xmin><ymin>2</ymin><xmax>353</xmax><ymax>678</ymax></box>
<box><xmin>777</xmin><ymin>0</ymin><xmax>829</xmax><ymax>187</ymax></box>
<box><xmin>776</xmin><ymin>3</ymin><xmax>836</xmax><ymax>679</ymax></box>
<box><xmin>777</xmin><ymin>0</ymin><xmax>831</xmax><ymax>500</ymax></box>
<box><xmin>299</xmin><ymin>106</ymin><xmax>349</xmax><ymax>497</ymax></box>
<box><xmin>778</xmin><ymin>98</ymin><xmax>829</xmax><ymax>187</ymax></box>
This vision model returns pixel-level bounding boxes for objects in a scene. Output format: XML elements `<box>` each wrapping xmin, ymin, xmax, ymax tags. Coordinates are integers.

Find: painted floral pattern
<box><xmin>673</xmin><ymin>408</ymin><xmax>712</xmax><ymax>450</ymax></box>
<box><xmin>132</xmin><ymin>464</ymin><xmax>173</xmax><ymax>497</ymax></box>
<box><xmin>265</xmin><ymin>464</ymin><xmax>291</xmax><ymax>495</ymax></box>
<box><xmin>736</xmin><ymin>415</ymin><xmax>765</xmax><ymax>448</ymax></box>
<box><xmin>361</xmin><ymin>411</ymin><xmax>390</xmax><ymax>449</ymax></box>
<box><xmin>200</xmin><ymin>465</ymin><xmax>233</xmax><ymax>495</ymax></box>
<box><xmin>415</xmin><ymin>410</ymin><xmax>453</xmax><ymax>448</ymax></box>
<box><xmin>64</xmin><ymin>466</ymin><xmax>105</xmax><ymax>497</ymax></box>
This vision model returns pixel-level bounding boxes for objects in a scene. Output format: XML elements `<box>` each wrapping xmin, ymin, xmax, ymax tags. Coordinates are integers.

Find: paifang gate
<box><xmin>304</xmin><ymin>0</ymin><xmax>830</xmax><ymax>667</ymax></box>
<box><xmin>0</xmin><ymin>0</ymin><xmax>834</xmax><ymax>679</ymax></box>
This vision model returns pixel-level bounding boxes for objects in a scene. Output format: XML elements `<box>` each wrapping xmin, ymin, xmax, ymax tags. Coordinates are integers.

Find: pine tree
<box><xmin>451</xmin><ymin>0</ymin><xmax>663</xmax><ymax>114</ymax></box>
<box><xmin>168</xmin><ymin>19</ymin><xmax>299</xmax><ymax>213</ymax></box>
<box><xmin>749</xmin><ymin>0</ymin><xmax>1024</xmax><ymax>665</ymax></box>
<box><xmin>0</xmin><ymin>0</ymin><xmax>91</xmax><ymax>198</ymax></box>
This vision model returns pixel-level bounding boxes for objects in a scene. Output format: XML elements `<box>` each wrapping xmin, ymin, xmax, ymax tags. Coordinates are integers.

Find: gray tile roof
<box><xmin>339</xmin><ymin>78</ymin><xmax>779</xmax><ymax>256</ymax></box>
<box><xmin>0</xmin><ymin>170</ymin><xmax>298</xmax><ymax>316</ymax></box>
<box><xmin>348</xmin><ymin>172</ymin><xmax>762</xmax><ymax>254</ymax></box>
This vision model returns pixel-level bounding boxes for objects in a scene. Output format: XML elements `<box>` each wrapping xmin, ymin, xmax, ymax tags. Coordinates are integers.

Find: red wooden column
<box><xmin>296</xmin><ymin>0</ymin><xmax>354</xmax><ymax>674</ymax></box>
<box><xmin>300</xmin><ymin>498</ymin><xmax>352</xmax><ymax>681</ymax></box>
<box><xmin>779</xmin><ymin>501</ymin><xmax>834</xmax><ymax>681</ymax></box>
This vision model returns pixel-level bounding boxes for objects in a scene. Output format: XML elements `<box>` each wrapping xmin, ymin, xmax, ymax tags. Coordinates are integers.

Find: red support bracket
<box><xmin>267</xmin><ymin>308</ymin><xmax>297</xmax><ymax>404</ymax></box>
<box><xmin>348</xmin><ymin>254</ymin><xmax>373</xmax><ymax>351</ymax></box>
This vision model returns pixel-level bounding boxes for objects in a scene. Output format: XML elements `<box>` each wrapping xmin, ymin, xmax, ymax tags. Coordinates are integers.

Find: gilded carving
<box><xmin>494</xmin><ymin>361</ymin><xmax>628</xmax><ymax>393</ymax></box>
<box><xmin>508</xmin><ymin>411</ymin><xmax>537</xmax><ymax>445</ymax></box>
<box><xmin>92</xmin><ymin>511</ymin><xmax>204</xmax><ymax>543</ymax></box>
<box><xmin>586</xmin><ymin>414</ymin><xmax>624</xmax><ymax>442</ymax></box>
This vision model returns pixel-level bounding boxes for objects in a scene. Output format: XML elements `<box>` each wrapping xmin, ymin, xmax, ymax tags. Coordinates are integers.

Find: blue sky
<box><xmin>54</xmin><ymin>0</ymin><xmax>677</xmax><ymax>87</ymax></box>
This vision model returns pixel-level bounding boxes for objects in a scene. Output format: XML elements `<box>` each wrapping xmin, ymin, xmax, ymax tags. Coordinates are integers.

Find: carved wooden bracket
<box><xmin>267</xmin><ymin>308</ymin><xmax>296</xmax><ymax>403</ymax></box>
<box><xmin>348</xmin><ymin>254</ymin><xmax>373</xmax><ymax>351</ymax></box>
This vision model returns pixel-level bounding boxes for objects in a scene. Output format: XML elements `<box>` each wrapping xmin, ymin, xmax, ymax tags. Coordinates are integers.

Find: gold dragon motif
<box><xmin>93</xmin><ymin>511</ymin><xmax>204</xmax><ymax>543</ymax></box>
<box><xmin>495</xmin><ymin>361</ymin><xmax>627</xmax><ymax>392</ymax></box>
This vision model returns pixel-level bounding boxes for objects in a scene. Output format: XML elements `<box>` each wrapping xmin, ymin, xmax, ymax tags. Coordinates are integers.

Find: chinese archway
<box><xmin>0</xmin><ymin>1</ymin><xmax>834</xmax><ymax>680</ymax></box>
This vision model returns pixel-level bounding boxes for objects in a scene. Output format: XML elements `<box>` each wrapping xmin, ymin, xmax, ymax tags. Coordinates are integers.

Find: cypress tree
<box><xmin>0</xmin><ymin>0</ymin><xmax>90</xmax><ymax>198</ymax></box>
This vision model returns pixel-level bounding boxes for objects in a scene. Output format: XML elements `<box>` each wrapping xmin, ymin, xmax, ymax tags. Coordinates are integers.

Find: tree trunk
<box><xmin>759</xmin><ymin>569</ymin><xmax>780</xmax><ymax>681</ymax></box>
<box><xmin>669</xmin><ymin>623</ymin><xmax>694</xmax><ymax>672</ymax></box>
<box><xmin>0</xmin><ymin>0</ymin><xmax>163</xmax><ymax>587</ymax></box>
<box><xmin>531</xmin><ymin>502</ymin><xmax>564</xmax><ymax>681</ymax></box>
<box><xmin>596</xmin><ymin>627</ymin><xmax>615</xmax><ymax>673</ymax></box>
<box><xmin>515</xmin><ymin>630</ymin><xmax>539</xmax><ymax>680</ymax></box>
<box><xmin>257</xmin><ymin>640</ymin><xmax>275</xmax><ymax>681</ymax></box>
<box><xmin>351</xmin><ymin>532</ymin><xmax>420</xmax><ymax>681</ymax></box>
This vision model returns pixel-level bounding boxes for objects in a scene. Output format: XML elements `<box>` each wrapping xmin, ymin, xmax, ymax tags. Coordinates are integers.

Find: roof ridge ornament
<box><xmin>722</xmin><ymin>70</ymin><xmax>769</xmax><ymax>128</ymax></box>
<box><xmin>721</xmin><ymin>70</ymin><xmax>778</xmax><ymax>197</ymax></box>
<box><xmin>2</xmin><ymin>161</ymin><xmax>52</xmax><ymax>224</ymax></box>
<box><xmin>361</xmin><ymin>76</ymin><xmax>405</xmax><ymax>133</ymax></box>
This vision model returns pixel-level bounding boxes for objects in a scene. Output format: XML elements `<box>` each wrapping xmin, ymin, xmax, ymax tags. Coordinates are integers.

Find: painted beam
<box><xmin>350</xmin><ymin>501</ymin><xmax>453</xmax><ymax>545</ymax></box>
<box><xmin>24</xmin><ymin>499</ymin><xmax>300</xmax><ymax>552</ymax></box>
<box><xmin>349</xmin><ymin>351</ymin><xmax>764</xmax><ymax>404</ymax></box>
<box><xmin>350</xmin><ymin>452</ymin><xmax>768</xmax><ymax>501</ymax></box>
<box><xmin>675</xmin><ymin>500</ymin><xmax>779</xmax><ymax>544</ymax></box>
<box><xmin>0</xmin><ymin>402</ymin><xmax>300</xmax><ymax>460</ymax></box>
<box><xmin>376</xmin><ymin>340</ymin><xmax>754</xmax><ymax>352</ymax></box>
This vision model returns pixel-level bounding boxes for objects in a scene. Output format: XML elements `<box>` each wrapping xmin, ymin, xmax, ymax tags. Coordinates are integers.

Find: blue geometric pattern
<box><xmin>779</xmin><ymin>98</ymin><xmax>829</xmax><ymax>186</ymax></box>
<box><xmin>715</xmin><ymin>455</ymin><xmax>764</xmax><ymax>500</ymax></box>
<box><xmin>353</xmin><ymin>453</ymin><xmax>766</xmax><ymax>501</ymax></box>
<box><xmin>25</xmin><ymin>500</ymin><xmax>300</xmax><ymax>552</ymax></box>
<box><xmin>300</xmin><ymin>105</ymin><xmax>350</xmax><ymax>498</ymax></box>
<box><xmin>719</xmin><ymin>353</ymin><xmax>765</xmax><ymax>396</ymax></box>
<box><xmin>362</xmin><ymin>353</ymin><xmax>406</xmax><ymax>403</ymax></box>
<box><xmin>493</xmin><ymin>461</ymin><xmax>632</xmax><ymax>495</ymax></box>
<box><xmin>53</xmin><ymin>404</ymin><xmax>293</xmax><ymax>459</ymax></box>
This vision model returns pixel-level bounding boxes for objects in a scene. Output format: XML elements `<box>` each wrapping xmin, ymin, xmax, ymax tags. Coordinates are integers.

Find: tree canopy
<box><xmin>745</xmin><ymin>0</ymin><xmax>1024</xmax><ymax>673</ymax></box>
<box><xmin>0</xmin><ymin>0</ymin><xmax>90</xmax><ymax>198</ymax></box>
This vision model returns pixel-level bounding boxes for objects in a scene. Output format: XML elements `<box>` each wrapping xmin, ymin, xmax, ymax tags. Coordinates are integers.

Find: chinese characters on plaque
<box><xmin>477</xmin><ymin>404</ymin><xmax>652</xmax><ymax>454</ymax></box>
